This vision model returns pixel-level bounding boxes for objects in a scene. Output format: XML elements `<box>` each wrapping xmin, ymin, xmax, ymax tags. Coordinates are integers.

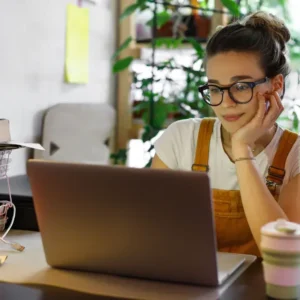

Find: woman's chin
<box><xmin>220</xmin><ymin>114</ymin><xmax>252</xmax><ymax>135</ymax></box>
<box><xmin>221</xmin><ymin>120</ymin><xmax>245</xmax><ymax>135</ymax></box>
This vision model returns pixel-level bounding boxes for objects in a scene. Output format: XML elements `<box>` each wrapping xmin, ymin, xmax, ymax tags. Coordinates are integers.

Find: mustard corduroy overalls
<box><xmin>192</xmin><ymin>118</ymin><xmax>298</xmax><ymax>256</ymax></box>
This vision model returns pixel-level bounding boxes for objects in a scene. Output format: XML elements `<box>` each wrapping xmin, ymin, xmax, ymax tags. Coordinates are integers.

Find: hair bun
<box><xmin>240</xmin><ymin>11</ymin><xmax>290</xmax><ymax>50</ymax></box>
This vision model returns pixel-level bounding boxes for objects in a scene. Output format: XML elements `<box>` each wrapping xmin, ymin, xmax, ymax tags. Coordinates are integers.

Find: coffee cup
<box><xmin>261</xmin><ymin>219</ymin><xmax>300</xmax><ymax>299</ymax></box>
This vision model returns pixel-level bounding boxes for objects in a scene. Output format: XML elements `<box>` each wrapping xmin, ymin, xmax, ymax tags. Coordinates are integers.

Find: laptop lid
<box><xmin>27</xmin><ymin>159</ymin><xmax>219</xmax><ymax>286</ymax></box>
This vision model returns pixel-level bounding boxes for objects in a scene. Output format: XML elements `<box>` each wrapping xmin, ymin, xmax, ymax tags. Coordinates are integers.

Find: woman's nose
<box><xmin>221</xmin><ymin>90</ymin><xmax>236</xmax><ymax>108</ymax></box>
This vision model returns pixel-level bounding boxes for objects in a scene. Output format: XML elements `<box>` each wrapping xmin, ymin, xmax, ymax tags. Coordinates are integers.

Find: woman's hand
<box><xmin>231</xmin><ymin>91</ymin><xmax>284</xmax><ymax>156</ymax></box>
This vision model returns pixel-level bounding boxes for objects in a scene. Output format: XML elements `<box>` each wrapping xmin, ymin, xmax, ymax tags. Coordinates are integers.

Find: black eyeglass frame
<box><xmin>198</xmin><ymin>77</ymin><xmax>269</xmax><ymax>106</ymax></box>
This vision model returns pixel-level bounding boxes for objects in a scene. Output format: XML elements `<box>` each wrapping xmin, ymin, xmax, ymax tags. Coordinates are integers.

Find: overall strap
<box><xmin>192</xmin><ymin>118</ymin><xmax>216</xmax><ymax>172</ymax></box>
<box><xmin>266</xmin><ymin>129</ymin><xmax>298</xmax><ymax>194</ymax></box>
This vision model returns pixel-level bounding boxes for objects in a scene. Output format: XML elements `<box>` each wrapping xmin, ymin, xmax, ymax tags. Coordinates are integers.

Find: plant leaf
<box><xmin>278</xmin><ymin>116</ymin><xmax>291</xmax><ymax>121</ymax></box>
<box><xmin>221</xmin><ymin>0</ymin><xmax>240</xmax><ymax>17</ymax></box>
<box><xmin>152</xmin><ymin>100</ymin><xmax>170</xmax><ymax>128</ymax></box>
<box><xmin>120</xmin><ymin>3</ymin><xmax>139</xmax><ymax>21</ymax></box>
<box><xmin>186</xmin><ymin>38</ymin><xmax>204</xmax><ymax>57</ymax></box>
<box><xmin>293</xmin><ymin>111</ymin><xmax>299</xmax><ymax>132</ymax></box>
<box><xmin>155</xmin><ymin>37</ymin><xmax>183</xmax><ymax>49</ymax></box>
<box><xmin>146</xmin><ymin>11</ymin><xmax>172</xmax><ymax>29</ymax></box>
<box><xmin>132</xmin><ymin>101</ymin><xmax>149</xmax><ymax>112</ymax></box>
<box><xmin>113</xmin><ymin>56</ymin><xmax>134</xmax><ymax>73</ymax></box>
<box><xmin>137</xmin><ymin>0</ymin><xmax>147</xmax><ymax>4</ymax></box>
<box><xmin>140</xmin><ymin>99</ymin><xmax>171</xmax><ymax>129</ymax></box>
<box><xmin>278</xmin><ymin>0</ymin><xmax>286</xmax><ymax>7</ymax></box>
<box><xmin>112</xmin><ymin>37</ymin><xmax>132</xmax><ymax>60</ymax></box>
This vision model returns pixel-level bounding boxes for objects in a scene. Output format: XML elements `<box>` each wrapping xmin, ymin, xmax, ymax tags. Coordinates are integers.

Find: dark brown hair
<box><xmin>205</xmin><ymin>11</ymin><xmax>291</xmax><ymax>80</ymax></box>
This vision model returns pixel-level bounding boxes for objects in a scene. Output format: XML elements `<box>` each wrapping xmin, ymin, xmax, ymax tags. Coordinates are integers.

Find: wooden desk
<box><xmin>0</xmin><ymin>282</ymin><xmax>130</xmax><ymax>300</ymax></box>
<box><xmin>219</xmin><ymin>258</ymin><xmax>268</xmax><ymax>300</ymax></box>
<box><xmin>0</xmin><ymin>178</ymin><xmax>270</xmax><ymax>299</ymax></box>
<box><xmin>0</xmin><ymin>259</ymin><xmax>268</xmax><ymax>300</ymax></box>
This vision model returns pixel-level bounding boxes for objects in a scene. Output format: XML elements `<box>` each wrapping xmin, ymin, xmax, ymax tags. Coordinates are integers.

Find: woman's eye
<box><xmin>235</xmin><ymin>83</ymin><xmax>250</xmax><ymax>91</ymax></box>
<box><xmin>209</xmin><ymin>87</ymin><xmax>221</xmax><ymax>94</ymax></box>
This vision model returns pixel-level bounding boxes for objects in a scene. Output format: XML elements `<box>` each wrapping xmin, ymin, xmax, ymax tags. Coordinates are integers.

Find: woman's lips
<box><xmin>223</xmin><ymin>114</ymin><xmax>244</xmax><ymax>122</ymax></box>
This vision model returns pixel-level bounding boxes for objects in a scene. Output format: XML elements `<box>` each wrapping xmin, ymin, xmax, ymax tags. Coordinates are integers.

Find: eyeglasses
<box><xmin>198</xmin><ymin>77</ymin><xmax>269</xmax><ymax>106</ymax></box>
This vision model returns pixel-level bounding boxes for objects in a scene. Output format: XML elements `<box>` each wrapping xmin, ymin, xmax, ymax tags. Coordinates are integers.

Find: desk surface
<box><xmin>0</xmin><ymin>177</ymin><xmax>269</xmax><ymax>300</ymax></box>
<box><xmin>0</xmin><ymin>259</ymin><xmax>267</xmax><ymax>300</ymax></box>
<box><xmin>0</xmin><ymin>282</ymin><xmax>127</xmax><ymax>300</ymax></box>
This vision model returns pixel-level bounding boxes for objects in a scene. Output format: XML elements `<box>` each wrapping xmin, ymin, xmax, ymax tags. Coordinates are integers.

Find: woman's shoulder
<box><xmin>276</xmin><ymin>125</ymin><xmax>300</xmax><ymax>146</ymax></box>
<box><xmin>284</xmin><ymin>127</ymin><xmax>300</xmax><ymax>155</ymax></box>
<box><xmin>154</xmin><ymin>117</ymin><xmax>218</xmax><ymax>169</ymax></box>
<box><xmin>167</xmin><ymin>117</ymin><xmax>218</xmax><ymax>133</ymax></box>
<box><xmin>168</xmin><ymin>117</ymin><xmax>202</xmax><ymax>128</ymax></box>
<box><xmin>276</xmin><ymin>125</ymin><xmax>300</xmax><ymax>179</ymax></box>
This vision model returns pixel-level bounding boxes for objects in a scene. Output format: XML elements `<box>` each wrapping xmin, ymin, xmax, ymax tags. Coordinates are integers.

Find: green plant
<box><xmin>112</xmin><ymin>0</ymin><xmax>300</xmax><ymax>167</ymax></box>
<box><xmin>110</xmin><ymin>149</ymin><xmax>127</xmax><ymax>165</ymax></box>
<box><xmin>113</xmin><ymin>1</ymin><xmax>217</xmax><ymax>167</ymax></box>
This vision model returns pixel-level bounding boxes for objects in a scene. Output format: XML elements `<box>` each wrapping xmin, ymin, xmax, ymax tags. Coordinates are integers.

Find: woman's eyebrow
<box><xmin>207</xmin><ymin>75</ymin><xmax>254</xmax><ymax>84</ymax></box>
<box><xmin>230</xmin><ymin>75</ymin><xmax>253</xmax><ymax>82</ymax></box>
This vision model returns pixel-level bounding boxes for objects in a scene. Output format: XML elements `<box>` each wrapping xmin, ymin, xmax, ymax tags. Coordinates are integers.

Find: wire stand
<box><xmin>0</xmin><ymin>149</ymin><xmax>24</xmax><ymax>251</ymax></box>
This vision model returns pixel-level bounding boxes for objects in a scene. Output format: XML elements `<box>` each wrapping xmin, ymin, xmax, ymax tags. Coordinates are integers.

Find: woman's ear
<box><xmin>271</xmin><ymin>74</ymin><xmax>284</xmax><ymax>97</ymax></box>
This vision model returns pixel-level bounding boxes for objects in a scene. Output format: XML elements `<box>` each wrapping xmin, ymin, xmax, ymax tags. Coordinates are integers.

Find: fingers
<box><xmin>262</xmin><ymin>92</ymin><xmax>283</xmax><ymax>125</ymax></box>
<box><xmin>255</xmin><ymin>93</ymin><xmax>268</xmax><ymax>122</ymax></box>
<box><xmin>274</xmin><ymin>91</ymin><xmax>284</xmax><ymax>111</ymax></box>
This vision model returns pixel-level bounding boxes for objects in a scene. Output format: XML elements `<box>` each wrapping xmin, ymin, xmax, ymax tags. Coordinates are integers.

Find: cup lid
<box><xmin>261</xmin><ymin>219</ymin><xmax>300</xmax><ymax>238</ymax></box>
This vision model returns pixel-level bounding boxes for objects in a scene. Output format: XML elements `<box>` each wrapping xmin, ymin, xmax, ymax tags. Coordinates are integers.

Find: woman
<box><xmin>151</xmin><ymin>11</ymin><xmax>300</xmax><ymax>256</ymax></box>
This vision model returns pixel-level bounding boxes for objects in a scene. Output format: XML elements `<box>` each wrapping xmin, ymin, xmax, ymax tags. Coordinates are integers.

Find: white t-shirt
<box><xmin>154</xmin><ymin>118</ymin><xmax>300</xmax><ymax>191</ymax></box>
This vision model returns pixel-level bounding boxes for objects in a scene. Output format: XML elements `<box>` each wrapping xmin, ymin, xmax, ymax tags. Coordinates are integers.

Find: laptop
<box><xmin>27</xmin><ymin>159</ymin><xmax>254</xmax><ymax>287</ymax></box>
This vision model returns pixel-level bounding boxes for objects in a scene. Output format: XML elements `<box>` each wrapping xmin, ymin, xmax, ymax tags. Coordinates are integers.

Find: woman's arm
<box><xmin>151</xmin><ymin>154</ymin><xmax>169</xmax><ymax>169</ymax></box>
<box><xmin>231</xmin><ymin>91</ymin><xmax>297</xmax><ymax>251</ymax></box>
<box><xmin>233</xmin><ymin>143</ymin><xmax>288</xmax><ymax>252</ymax></box>
<box><xmin>278</xmin><ymin>173</ymin><xmax>300</xmax><ymax>223</ymax></box>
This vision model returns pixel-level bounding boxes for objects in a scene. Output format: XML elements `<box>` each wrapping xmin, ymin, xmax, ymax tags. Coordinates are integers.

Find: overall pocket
<box><xmin>212</xmin><ymin>189</ymin><xmax>253</xmax><ymax>249</ymax></box>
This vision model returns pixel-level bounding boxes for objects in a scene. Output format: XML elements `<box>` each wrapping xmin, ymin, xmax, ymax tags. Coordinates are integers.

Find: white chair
<box><xmin>33</xmin><ymin>103</ymin><xmax>115</xmax><ymax>165</ymax></box>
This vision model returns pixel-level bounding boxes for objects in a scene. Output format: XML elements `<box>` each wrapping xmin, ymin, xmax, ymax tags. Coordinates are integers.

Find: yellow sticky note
<box><xmin>64</xmin><ymin>4</ymin><xmax>89</xmax><ymax>84</ymax></box>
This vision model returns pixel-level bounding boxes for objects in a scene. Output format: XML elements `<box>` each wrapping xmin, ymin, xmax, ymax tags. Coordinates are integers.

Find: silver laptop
<box><xmin>27</xmin><ymin>159</ymin><xmax>253</xmax><ymax>287</ymax></box>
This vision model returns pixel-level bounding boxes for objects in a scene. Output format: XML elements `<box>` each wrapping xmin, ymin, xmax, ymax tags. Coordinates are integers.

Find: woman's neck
<box><xmin>221</xmin><ymin>123</ymin><xmax>278</xmax><ymax>153</ymax></box>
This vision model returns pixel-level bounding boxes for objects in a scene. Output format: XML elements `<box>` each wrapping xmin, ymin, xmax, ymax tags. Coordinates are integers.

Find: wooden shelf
<box><xmin>131</xmin><ymin>38</ymin><xmax>207</xmax><ymax>51</ymax></box>
<box><xmin>136</xmin><ymin>37</ymin><xmax>207</xmax><ymax>44</ymax></box>
<box><xmin>128</xmin><ymin>46</ymin><xmax>142</xmax><ymax>59</ymax></box>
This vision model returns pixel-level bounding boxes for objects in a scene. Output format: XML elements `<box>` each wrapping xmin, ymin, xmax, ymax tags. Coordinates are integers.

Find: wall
<box><xmin>0</xmin><ymin>0</ymin><xmax>116</xmax><ymax>176</ymax></box>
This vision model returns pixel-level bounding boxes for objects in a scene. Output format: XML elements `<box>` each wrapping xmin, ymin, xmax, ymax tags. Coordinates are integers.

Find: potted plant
<box><xmin>112</xmin><ymin>0</ymin><xmax>300</xmax><ymax>167</ymax></box>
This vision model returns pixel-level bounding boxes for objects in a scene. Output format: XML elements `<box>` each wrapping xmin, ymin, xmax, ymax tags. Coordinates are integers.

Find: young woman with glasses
<box><xmin>151</xmin><ymin>11</ymin><xmax>300</xmax><ymax>256</ymax></box>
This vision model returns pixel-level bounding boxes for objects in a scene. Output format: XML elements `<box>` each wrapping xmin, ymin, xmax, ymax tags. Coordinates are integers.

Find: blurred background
<box><xmin>113</xmin><ymin>0</ymin><xmax>300</xmax><ymax>168</ymax></box>
<box><xmin>2</xmin><ymin>0</ymin><xmax>300</xmax><ymax>175</ymax></box>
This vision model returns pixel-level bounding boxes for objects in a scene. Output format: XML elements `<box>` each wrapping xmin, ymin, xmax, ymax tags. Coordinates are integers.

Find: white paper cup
<box><xmin>261</xmin><ymin>219</ymin><xmax>300</xmax><ymax>299</ymax></box>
